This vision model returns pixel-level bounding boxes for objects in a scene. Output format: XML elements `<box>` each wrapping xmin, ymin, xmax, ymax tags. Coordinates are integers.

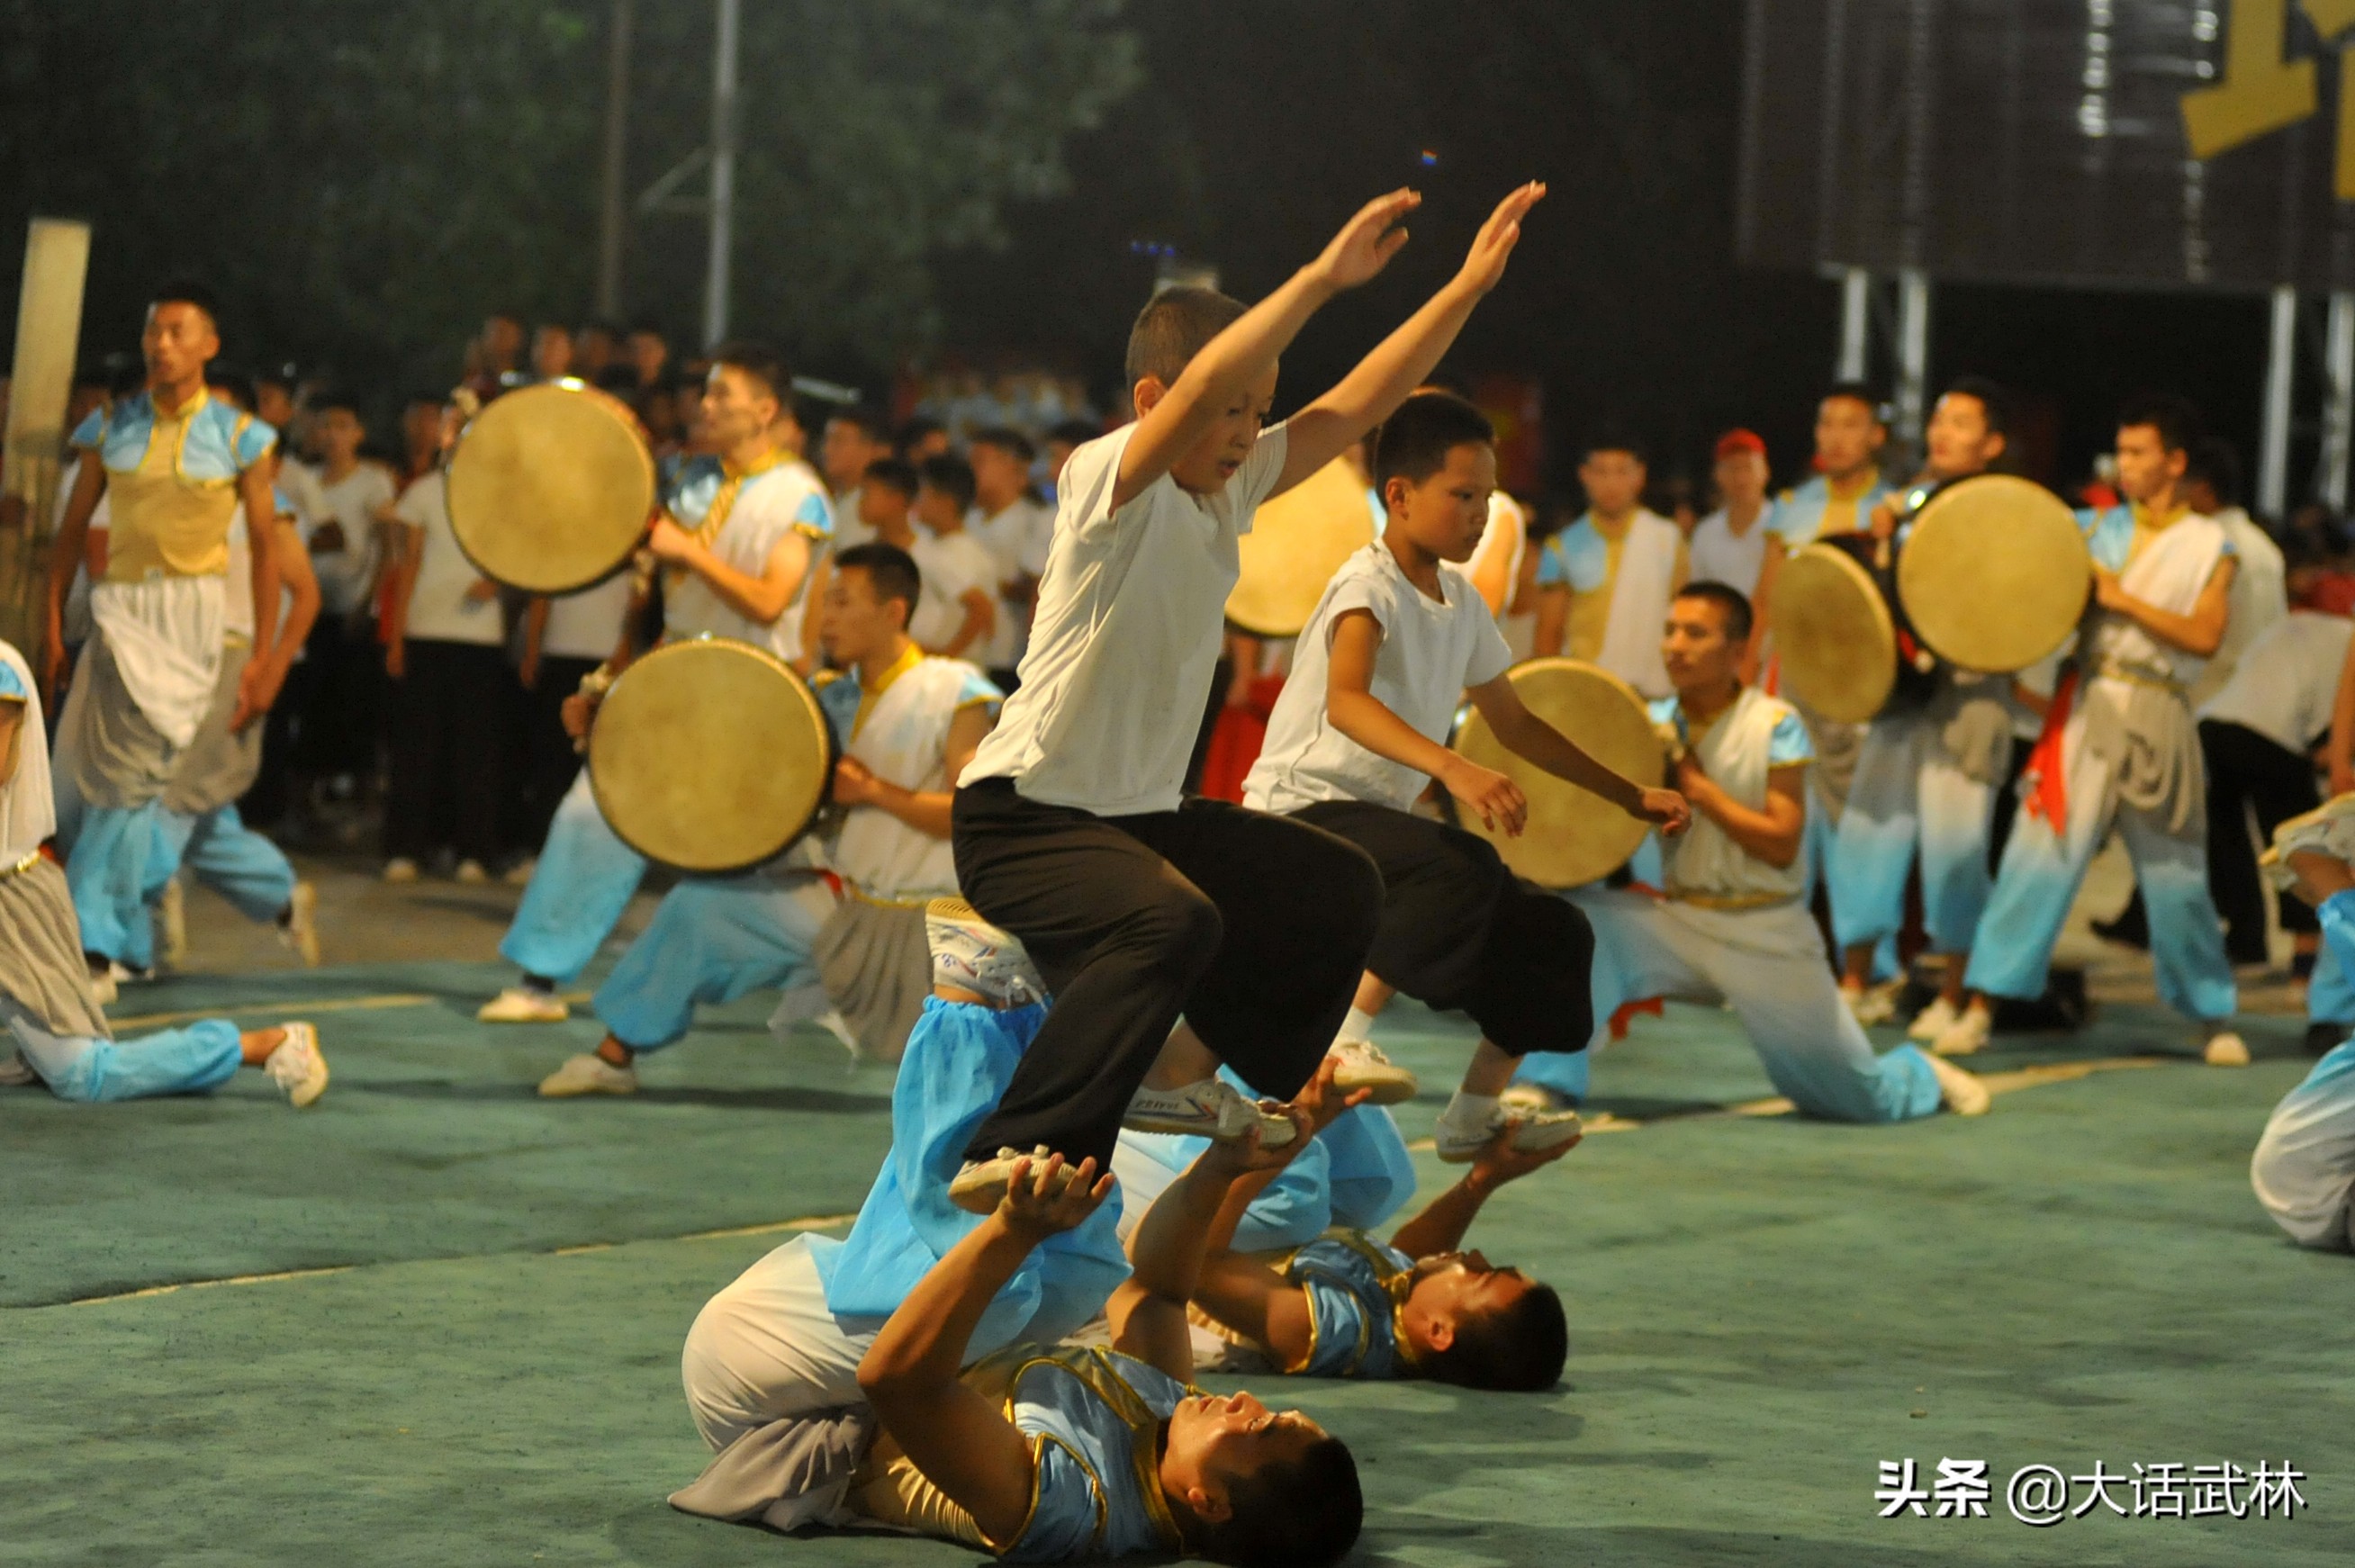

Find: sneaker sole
<box><xmin>537</xmin><ymin>1076</ymin><xmax>637</xmax><ymax>1098</ymax></box>
<box><xmin>1121</xmin><ymin>1110</ymin><xmax>1297</xmax><ymax>1148</ymax></box>
<box><xmin>1331</xmin><ymin>1067</ymin><xmax>1420</xmax><ymax>1105</ymax></box>
<box><xmin>947</xmin><ymin>1158</ymin><xmax>1082</xmax><ymax>1215</ymax></box>
<box><xmin>1436</xmin><ymin>1113</ymin><xmax>1584</xmax><ymax>1164</ymax></box>
<box><xmin>477</xmin><ymin>1005</ymin><xmax>570</xmax><ymax>1024</ymax></box>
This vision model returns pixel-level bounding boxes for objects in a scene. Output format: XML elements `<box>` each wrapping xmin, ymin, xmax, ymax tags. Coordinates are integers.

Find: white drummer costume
<box><xmin>1962</xmin><ymin>503</ymin><xmax>2239</xmax><ymax>1025</ymax></box>
<box><xmin>589</xmin><ymin>648</ymin><xmax>1000</xmax><ymax>1066</ymax></box>
<box><xmin>1534</xmin><ymin>505</ymin><xmax>1686</xmax><ymax>700</ymax></box>
<box><xmin>1531</xmin><ymin>683</ymin><xmax>1949</xmax><ymax>1122</ymax></box>
<box><xmin>492</xmin><ymin>452</ymin><xmax>832</xmax><ymax>996</ymax></box>
<box><xmin>0</xmin><ymin>640</ymin><xmax>257</xmax><ymax>1103</ymax></box>
<box><xmin>59</xmin><ymin>388</ymin><xmax>275</xmax><ymax>968</ymax></box>
<box><xmin>2253</xmin><ymin>888</ymin><xmax>2355</xmax><ymax>1251</ymax></box>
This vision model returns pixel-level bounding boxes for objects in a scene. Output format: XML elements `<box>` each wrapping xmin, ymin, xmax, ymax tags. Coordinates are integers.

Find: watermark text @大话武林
<box><xmin>1874</xmin><ymin>1459</ymin><xmax>2307</xmax><ymax>1526</ymax></box>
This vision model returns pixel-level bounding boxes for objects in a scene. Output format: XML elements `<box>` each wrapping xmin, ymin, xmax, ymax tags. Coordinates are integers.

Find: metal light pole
<box><xmin>594</xmin><ymin>0</ymin><xmax>633</xmax><ymax>320</ymax></box>
<box><xmin>702</xmin><ymin>0</ymin><xmax>740</xmax><ymax>348</ymax></box>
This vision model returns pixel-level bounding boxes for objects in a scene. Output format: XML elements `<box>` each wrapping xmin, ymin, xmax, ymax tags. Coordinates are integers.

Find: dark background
<box><xmin>1</xmin><ymin>1</ymin><xmax>2306</xmax><ymax>507</ymax></box>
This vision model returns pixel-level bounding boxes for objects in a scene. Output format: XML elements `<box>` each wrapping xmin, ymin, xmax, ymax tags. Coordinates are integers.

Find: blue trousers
<box><xmin>151</xmin><ymin>805</ymin><xmax>295</xmax><ymax>924</ymax></box>
<box><xmin>1964</xmin><ymin>697</ymin><xmax>2235</xmax><ymax>1023</ymax></box>
<box><xmin>500</xmin><ymin>767</ymin><xmax>647</xmax><ymax>985</ymax></box>
<box><xmin>593</xmin><ymin>873</ymin><xmax>831</xmax><ymax>1051</ymax></box>
<box><xmin>815</xmin><ymin>998</ymin><xmax>1129</xmax><ymax>1347</ymax></box>
<box><xmin>1828</xmin><ymin>710</ymin><xmax>1999</xmax><ymax>954</ymax></box>
<box><xmin>4</xmin><ymin>994</ymin><xmax>240</xmax><ymax>1103</ymax></box>
<box><xmin>64</xmin><ymin>801</ymin><xmax>163</xmax><ymax>969</ymax></box>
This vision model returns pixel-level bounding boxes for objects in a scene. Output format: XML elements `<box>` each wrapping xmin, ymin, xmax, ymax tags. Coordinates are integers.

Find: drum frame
<box><xmin>446</xmin><ymin>379</ymin><xmax>658</xmax><ymax>596</ymax></box>
<box><xmin>1447</xmin><ymin>655</ymin><xmax>1662</xmax><ymax>889</ymax></box>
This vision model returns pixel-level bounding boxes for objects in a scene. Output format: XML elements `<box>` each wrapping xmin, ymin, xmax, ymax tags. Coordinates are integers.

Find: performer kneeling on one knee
<box><xmin>1566</xmin><ymin>585</ymin><xmax>1991</xmax><ymax>1122</ymax></box>
<box><xmin>2251</xmin><ymin>805</ymin><xmax>2355</xmax><ymax>1249</ymax></box>
<box><xmin>1241</xmin><ymin>390</ymin><xmax>1688</xmax><ymax>1158</ymax></box>
<box><xmin>538</xmin><ymin>545</ymin><xmax>999</xmax><ymax>1095</ymax></box>
<box><xmin>942</xmin><ymin>184</ymin><xmax>1549</xmax><ymax>1207</ymax></box>
<box><xmin>1184</xmin><ymin>1059</ymin><xmax>1575</xmax><ymax>1389</ymax></box>
<box><xmin>0</xmin><ymin>638</ymin><xmax>326</xmax><ymax>1107</ymax></box>
<box><xmin>673</xmin><ymin>1130</ymin><xmax>1361</xmax><ymax>1560</ymax></box>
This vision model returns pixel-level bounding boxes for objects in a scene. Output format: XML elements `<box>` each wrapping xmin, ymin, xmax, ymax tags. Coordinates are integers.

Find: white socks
<box><xmin>1439</xmin><ymin>1089</ymin><xmax>1500</xmax><ymax>1135</ymax></box>
<box><xmin>1334</xmin><ymin>1007</ymin><xmax>1377</xmax><ymax>1047</ymax></box>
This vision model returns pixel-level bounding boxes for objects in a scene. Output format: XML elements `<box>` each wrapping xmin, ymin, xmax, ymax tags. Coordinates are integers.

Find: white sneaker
<box><xmin>1932</xmin><ymin>1004</ymin><xmax>1993</xmax><ymax>1058</ymax></box>
<box><xmin>948</xmin><ymin>1145</ymin><xmax>1085</xmax><ymax>1215</ymax></box>
<box><xmin>1123</xmin><ymin>1077</ymin><xmax>1297</xmax><ymax>1147</ymax></box>
<box><xmin>1842</xmin><ymin>980</ymin><xmax>1900</xmax><ymax>1027</ymax></box>
<box><xmin>1500</xmin><ymin>1082</ymin><xmax>1571</xmax><ymax>1115</ymax></box>
<box><xmin>537</xmin><ymin>1051</ymin><xmax>639</xmax><ymax>1097</ymax></box>
<box><xmin>1329</xmin><ymin>1040</ymin><xmax>1419</xmax><ymax>1104</ymax></box>
<box><xmin>2201</xmin><ymin>1026</ymin><xmax>2251</xmax><ymax>1068</ymax></box>
<box><xmin>925</xmin><ymin>897</ymin><xmax>1045</xmax><ymax>1006</ymax></box>
<box><xmin>1436</xmin><ymin>1105</ymin><xmax>1584</xmax><ymax>1163</ymax></box>
<box><xmin>1906</xmin><ymin>996</ymin><xmax>1959</xmax><ymax>1042</ymax></box>
<box><xmin>454</xmin><ymin>859</ymin><xmax>490</xmax><ymax>885</ymax></box>
<box><xmin>265</xmin><ymin>1021</ymin><xmax>329</xmax><ymax>1108</ymax></box>
<box><xmin>477</xmin><ymin>987</ymin><xmax>570</xmax><ymax>1023</ymax></box>
<box><xmin>158</xmin><ymin>877</ymin><xmax>187</xmax><ymax>969</ymax></box>
<box><xmin>2262</xmin><ymin>793</ymin><xmax>2355</xmax><ymax>888</ymax></box>
<box><xmin>279</xmin><ymin>880</ymin><xmax>320</xmax><ymax>967</ymax></box>
<box><xmin>502</xmin><ymin>856</ymin><xmax>537</xmax><ymax>888</ymax></box>
<box><xmin>1925</xmin><ymin>1053</ymin><xmax>1990</xmax><ymax>1116</ymax></box>
<box><xmin>382</xmin><ymin>857</ymin><xmax>420</xmax><ymax>885</ymax></box>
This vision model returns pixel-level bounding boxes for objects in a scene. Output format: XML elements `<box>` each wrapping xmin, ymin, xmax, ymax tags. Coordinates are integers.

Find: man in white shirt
<box><xmin>536</xmin><ymin>545</ymin><xmax>1000</xmax><ymax>1095</ymax></box>
<box><xmin>1242</xmin><ymin>392</ymin><xmax>1684</xmax><ymax>1155</ymax></box>
<box><xmin>943</xmin><ymin>184</ymin><xmax>1548</xmax><ymax>1210</ymax></box>
<box><xmin>966</xmin><ymin>427</ymin><xmax>1054</xmax><ymax>683</ymax></box>
<box><xmin>2185</xmin><ymin>438</ymin><xmax>2286</xmax><ymax>708</ymax></box>
<box><xmin>909</xmin><ymin>457</ymin><xmax>1000</xmax><ymax>665</ymax></box>
<box><xmin>819</xmin><ymin>405</ymin><xmax>891</xmax><ymax>552</ymax></box>
<box><xmin>1556</xmin><ymin>585</ymin><xmax>1990</xmax><ymax>1122</ymax></box>
<box><xmin>1687</xmin><ymin>428</ymin><xmax>1773</xmax><ymax>599</ymax></box>
<box><xmin>300</xmin><ymin>395</ymin><xmax>398</xmax><ymax>797</ymax></box>
<box><xmin>478</xmin><ymin>342</ymin><xmax>833</xmax><ymax>1023</ymax></box>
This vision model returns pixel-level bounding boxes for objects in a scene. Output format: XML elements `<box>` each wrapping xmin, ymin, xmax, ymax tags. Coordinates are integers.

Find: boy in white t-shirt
<box><xmin>943</xmin><ymin>184</ymin><xmax>1550</xmax><ymax>1209</ymax></box>
<box><xmin>909</xmin><ymin>456</ymin><xmax>1000</xmax><ymax>664</ymax></box>
<box><xmin>1243</xmin><ymin>392</ymin><xmax>1688</xmax><ymax>1158</ymax></box>
<box><xmin>966</xmin><ymin>427</ymin><xmax>1053</xmax><ymax>680</ymax></box>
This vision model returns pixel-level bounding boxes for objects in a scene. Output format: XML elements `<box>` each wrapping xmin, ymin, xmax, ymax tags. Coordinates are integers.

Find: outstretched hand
<box><xmin>1308</xmin><ymin>189</ymin><xmax>1421</xmax><ymax>293</ymax></box>
<box><xmin>1454</xmin><ymin>181</ymin><xmax>1547</xmax><ymax>297</ymax></box>
<box><xmin>997</xmin><ymin>1153</ymin><xmax>1114</xmax><ymax>1239</ymax></box>
<box><xmin>1469</xmin><ymin>1123</ymin><xmax>1582</xmax><ymax>1189</ymax></box>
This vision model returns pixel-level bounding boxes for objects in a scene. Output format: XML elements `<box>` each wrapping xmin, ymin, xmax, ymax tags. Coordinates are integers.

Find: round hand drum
<box><xmin>587</xmin><ymin>638</ymin><xmax>835</xmax><ymax>874</ymax></box>
<box><xmin>1895</xmin><ymin>473</ymin><xmax>2090</xmax><ymax>674</ymax></box>
<box><xmin>1768</xmin><ymin>540</ymin><xmax>1902</xmax><ymax>724</ymax></box>
<box><xmin>446</xmin><ymin>381</ymin><xmax>657</xmax><ymax>594</ymax></box>
<box><xmin>1448</xmin><ymin>657</ymin><xmax>1663</xmax><ymax>888</ymax></box>
<box><xmin>1226</xmin><ymin>456</ymin><xmax>1378</xmax><ymax>637</ymax></box>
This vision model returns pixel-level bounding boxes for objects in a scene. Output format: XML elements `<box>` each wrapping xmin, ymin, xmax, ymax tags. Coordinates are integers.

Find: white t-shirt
<box><xmin>393</xmin><ymin>472</ymin><xmax>504</xmax><ymax>647</ymax></box>
<box><xmin>310</xmin><ymin>463</ymin><xmax>398</xmax><ymax>617</ymax></box>
<box><xmin>908</xmin><ymin>526</ymin><xmax>1001</xmax><ymax>663</ymax></box>
<box><xmin>0</xmin><ymin>639</ymin><xmax>55</xmax><ymax>864</ymax></box>
<box><xmin>961</xmin><ymin>420</ymin><xmax>1290</xmax><ymax>816</ymax></box>
<box><xmin>830</xmin><ymin>489</ymin><xmax>875</xmax><ymax>552</ymax></box>
<box><xmin>970</xmin><ymin>496</ymin><xmax>1053</xmax><ymax>667</ymax></box>
<box><xmin>2198</xmin><ymin>610</ymin><xmax>2353</xmax><ymax>753</ymax></box>
<box><xmin>275</xmin><ymin>456</ymin><xmax>326</xmax><ymax>531</ymax></box>
<box><xmin>1688</xmin><ymin>507</ymin><xmax>1772</xmax><ymax>598</ymax></box>
<box><xmin>1244</xmin><ymin>542</ymin><xmax>1513</xmax><ymax>816</ymax></box>
<box><xmin>542</xmin><ymin>572</ymin><xmax>634</xmax><ymax>662</ymax></box>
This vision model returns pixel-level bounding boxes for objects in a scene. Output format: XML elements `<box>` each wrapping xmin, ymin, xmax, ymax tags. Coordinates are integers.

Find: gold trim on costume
<box><xmin>1665</xmin><ymin>888</ymin><xmax>1800</xmax><ymax>911</ymax></box>
<box><xmin>3</xmin><ymin>849</ymin><xmax>43</xmax><ymax>878</ymax></box>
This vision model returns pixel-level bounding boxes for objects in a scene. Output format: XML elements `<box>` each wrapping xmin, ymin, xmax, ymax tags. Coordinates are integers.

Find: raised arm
<box><xmin>42</xmin><ymin>454</ymin><xmax>107</xmax><ymax>700</ymax></box>
<box><xmin>857</xmin><ymin>1155</ymin><xmax>1114</xmax><ymax>1551</ymax></box>
<box><xmin>1388</xmin><ymin>1125</ymin><xmax>1579</xmax><ymax>1261</ymax></box>
<box><xmin>1114</xmin><ymin>189</ymin><xmax>1421</xmax><ymax>511</ymax></box>
<box><xmin>1468</xmin><ymin>671</ymin><xmax>1689</xmax><ymax>834</ymax></box>
<box><xmin>1274</xmin><ymin>183</ymin><xmax>1547</xmax><ymax>498</ymax></box>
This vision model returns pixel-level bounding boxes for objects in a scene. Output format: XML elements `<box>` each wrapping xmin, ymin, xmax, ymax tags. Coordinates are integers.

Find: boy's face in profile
<box><xmin>1388</xmin><ymin>441</ymin><xmax>1496</xmax><ymax>564</ymax></box>
<box><xmin>1141</xmin><ymin>363</ymin><xmax>1278</xmax><ymax>498</ymax></box>
<box><xmin>914</xmin><ymin>482</ymin><xmax>961</xmax><ymax>533</ymax></box>
<box><xmin>859</xmin><ymin>483</ymin><xmax>911</xmax><ymax>531</ymax></box>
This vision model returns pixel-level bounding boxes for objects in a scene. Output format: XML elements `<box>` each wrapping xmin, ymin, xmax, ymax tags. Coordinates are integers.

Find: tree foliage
<box><xmin>0</xmin><ymin>0</ymin><xmax>1139</xmax><ymax>386</ymax></box>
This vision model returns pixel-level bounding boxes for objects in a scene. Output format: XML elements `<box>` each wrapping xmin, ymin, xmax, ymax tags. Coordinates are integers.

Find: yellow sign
<box><xmin>2185</xmin><ymin>0</ymin><xmax>2355</xmax><ymax>196</ymax></box>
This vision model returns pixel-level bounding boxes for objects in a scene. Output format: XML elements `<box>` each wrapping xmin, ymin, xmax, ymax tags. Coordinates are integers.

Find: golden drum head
<box><xmin>446</xmin><ymin>381</ymin><xmax>656</xmax><ymax>594</ymax></box>
<box><xmin>1896</xmin><ymin>473</ymin><xmax>2089</xmax><ymax>672</ymax></box>
<box><xmin>1226</xmin><ymin>457</ymin><xmax>1378</xmax><ymax>636</ymax></box>
<box><xmin>1770</xmin><ymin>544</ymin><xmax>1897</xmax><ymax>724</ymax></box>
<box><xmin>588</xmin><ymin>639</ymin><xmax>834</xmax><ymax>873</ymax></box>
<box><xmin>1450</xmin><ymin>657</ymin><xmax>1663</xmax><ymax>888</ymax></box>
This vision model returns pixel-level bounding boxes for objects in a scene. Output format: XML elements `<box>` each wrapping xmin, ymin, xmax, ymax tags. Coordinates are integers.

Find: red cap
<box><xmin>1714</xmin><ymin>428</ymin><xmax>1766</xmax><ymax>460</ymax></box>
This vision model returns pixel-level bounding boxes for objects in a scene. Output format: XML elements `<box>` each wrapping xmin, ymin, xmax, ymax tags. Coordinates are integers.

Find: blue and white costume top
<box><xmin>854</xmin><ymin>1345</ymin><xmax>1187</xmax><ymax>1561</ymax></box>
<box><xmin>2074</xmin><ymin>505</ymin><xmax>2235</xmax><ymax>690</ymax></box>
<box><xmin>71</xmin><ymin>389</ymin><xmax>275</xmax><ymax>584</ymax></box>
<box><xmin>1764</xmin><ymin>472</ymin><xmax>1890</xmax><ymax>551</ymax></box>
<box><xmin>662</xmin><ymin>452</ymin><xmax>833</xmax><ymax>663</ymax></box>
<box><xmin>1532</xmin><ymin>508</ymin><xmax>1683</xmax><ymax>698</ymax></box>
<box><xmin>1272</xmin><ymin>1230</ymin><xmax>1420</xmax><ymax>1380</ymax></box>
<box><xmin>1649</xmin><ymin>687</ymin><xmax>1813</xmax><ymax>906</ymax></box>
<box><xmin>810</xmin><ymin>646</ymin><xmax>1001</xmax><ymax>900</ymax></box>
